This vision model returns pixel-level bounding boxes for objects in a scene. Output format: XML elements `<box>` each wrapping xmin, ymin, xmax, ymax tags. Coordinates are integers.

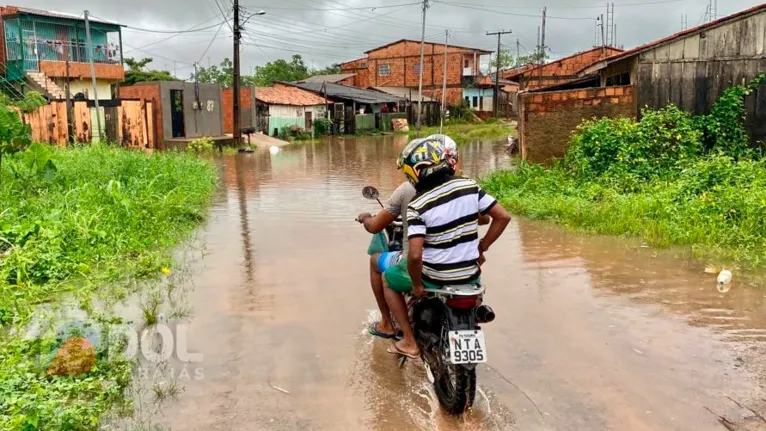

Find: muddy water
<box><xmin>156</xmin><ymin>136</ymin><xmax>765</xmax><ymax>431</ymax></box>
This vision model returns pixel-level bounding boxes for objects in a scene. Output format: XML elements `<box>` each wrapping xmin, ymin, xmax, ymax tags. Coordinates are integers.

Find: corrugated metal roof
<box><xmin>302</xmin><ymin>73</ymin><xmax>355</xmax><ymax>83</ymax></box>
<box><xmin>372</xmin><ymin>87</ymin><xmax>436</xmax><ymax>103</ymax></box>
<box><xmin>289</xmin><ymin>81</ymin><xmax>404</xmax><ymax>104</ymax></box>
<box><xmin>13</xmin><ymin>7</ymin><xmax>120</xmax><ymax>25</ymax></box>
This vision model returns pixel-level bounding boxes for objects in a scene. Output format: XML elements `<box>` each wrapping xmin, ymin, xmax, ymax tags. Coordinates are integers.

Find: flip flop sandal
<box><xmin>387</xmin><ymin>344</ymin><xmax>421</xmax><ymax>360</ymax></box>
<box><xmin>368</xmin><ymin>323</ymin><xmax>398</xmax><ymax>340</ymax></box>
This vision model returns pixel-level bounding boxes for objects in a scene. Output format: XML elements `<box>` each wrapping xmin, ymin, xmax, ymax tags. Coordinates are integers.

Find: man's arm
<box><xmin>479</xmin><ymin>204</ymin><xmax>511</xmax><ymax>253</ymax></box>
<box><xmin>357</xmin><ymin>209</ymin><xmax>397</xmax><ymax>234</ymax></box>
<box><xmin>407</xmin><ymin>237</ymin><xmax>425</xmax><ymax>294</ymax></box>
<box><xmin>479</xmin><ymin>214</ymin><xmax>490</xmax><ymax>226</ymax></box>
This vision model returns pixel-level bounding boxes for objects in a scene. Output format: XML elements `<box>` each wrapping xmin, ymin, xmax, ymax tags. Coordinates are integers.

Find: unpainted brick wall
<box><xmin>521</xmin><ymin>47</ymin><xmax>622</xmax><ymax>90</ymax></box>
<box><xmin>340</xmin><ymin>41</ymin><xmax>483</xmax><ymax>106</ymax></box>
<box><xmin>39</xmin><ymin>61</ymin><xmax>125</xmax><ymax>80</ymax></box>
<box><xmin>118</xmin><ymin>83</ymin><xmax>163</xmax><ymax>148</ymax></box>
<box><xmin>520</xmin><ymin>85</ymin><xmax>636</xmax><ymax>162</ymax></box>
<box><xmin>221</xmin><ymin>87</ymin><xmax>252</xmax><ymax>134</ymax></box>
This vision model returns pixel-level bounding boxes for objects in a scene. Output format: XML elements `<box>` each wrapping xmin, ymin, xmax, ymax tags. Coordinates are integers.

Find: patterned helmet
<box><xmin>426</xmin><ymin>134</ymin><xmax>458</xmax><ymax>164</ymax></box>
<box><xmin>397</xmin><ymin>138</ymin><xmax>450</xmax><ymax>185</ymax></box>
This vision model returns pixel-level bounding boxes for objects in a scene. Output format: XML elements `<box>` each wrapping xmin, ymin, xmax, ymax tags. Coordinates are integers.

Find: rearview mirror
<box><xmin>362</xmin><ymin>186</ymin><xmax>380</xmax><ymax>201</ymax></box>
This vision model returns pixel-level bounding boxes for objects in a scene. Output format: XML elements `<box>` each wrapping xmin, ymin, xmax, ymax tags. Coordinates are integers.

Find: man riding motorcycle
<box><xmin>382</xmin><ymin>139</ymin><xmax>512</xmax><ymax>359</ymax></box>
<box><xmin>357</xmin><ymin>136</ymin><xmax>482</xmax><ymax>339</ymax></box>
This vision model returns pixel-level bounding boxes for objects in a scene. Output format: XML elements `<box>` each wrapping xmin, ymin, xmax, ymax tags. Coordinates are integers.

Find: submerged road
<box><xmin>156</xmin><ymin>136</ymin><xmax>766</xmax><ymax>431</ymax></box>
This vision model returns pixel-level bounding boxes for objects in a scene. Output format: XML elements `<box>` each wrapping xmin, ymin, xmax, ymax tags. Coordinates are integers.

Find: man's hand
<box><xmin>412</xmin><ymin>283</ymin><xmax>426</xmax><ymax>298</ymax></box>
<box><xmin>478</xmin><ymin>250</ymin><xmax>486</xmax><ymax>266</ymax></box>
<box><xmin>357</xmin><ymin>212</ymin><xmax>372</xmax><ymax>224</ymax></box>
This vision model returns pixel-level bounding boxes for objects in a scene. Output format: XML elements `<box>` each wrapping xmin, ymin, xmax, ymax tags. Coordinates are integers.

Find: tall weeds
<box><xmin>482</xmin><ymin>75</ymin><xmax>766</xmax><ymax>267</ymax></box>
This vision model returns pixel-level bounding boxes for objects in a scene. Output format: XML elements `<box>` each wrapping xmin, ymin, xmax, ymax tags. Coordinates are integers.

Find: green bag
<box><xmin>367</xmin><ymin>232</ymin><xmax>389</xmax><ymax>255</ymax></box>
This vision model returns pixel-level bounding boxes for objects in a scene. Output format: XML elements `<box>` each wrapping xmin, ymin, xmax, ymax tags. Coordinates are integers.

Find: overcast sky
<box><xmin>24</xmin><ymin>0</ymin><xmax>764</xmax><ymax>78</ymax></box>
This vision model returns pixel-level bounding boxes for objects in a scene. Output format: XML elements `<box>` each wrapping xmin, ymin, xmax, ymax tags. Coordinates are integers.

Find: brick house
<box><xmin>0</xmin><ymin>6</ymin><xmax>124</xmax><ymax>100</ymax></box>
<box><xmin>518</xmin><ymin>3</ymin><xmax>766</xmax><ymax>163</ymax></box>
<box><xmin>339</xmin><ymin>39</ymin><xmax>492</xmax><ymax>107</ymax></box>
<box><xmin>504</xmin><ymin>46</ymin><xmax>623</xmax><ymax>91</ymax></box>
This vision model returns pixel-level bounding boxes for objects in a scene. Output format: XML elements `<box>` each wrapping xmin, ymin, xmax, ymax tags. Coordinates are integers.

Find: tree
<box><xmin>253</xmin><ymin>54</ymin><xmax>310</xmax><ymax>86</ymax></box>
<box><xmin>124</xmin><ymin>57</ymin><xmax>179</xmax><ymax>86</ymax></box>
<box><xmin>311</xmin><ymin>64</ymin><xmax>341</xmax><ymax>76</ymax></box>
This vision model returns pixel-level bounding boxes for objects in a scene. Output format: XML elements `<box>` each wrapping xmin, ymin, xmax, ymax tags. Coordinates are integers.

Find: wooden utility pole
<box><xmin>83</xmin><ymin>10</ymin><xmax>102</xmax><ymax>141</ymax></box>
<box><xmin>233</xmin><ymin>0</ymin><xmax>242</xmax><ymax>145</ymax></box>
<box><xmin>416</xmin><ymin>0</ymin><xmax>429</xmax><ymax>134</ymax></box>
<box><xmin>599</xmin><ymin>14</ymin><xmax>606</xmax><ymax>54</ymax></box>
<box><xmin>439</xmin><ymin>30</ymin><xmax>448</xmax><ymax>134</ymax></box>
<box><xmin>516</xmin><ymin>39</ymin><xmax>520</xmax><ymax>67</ymax></box>
<box><xmin>487</xmin><ymin>30</ymin><xmax>512</xmax><ymax>118</ymax></box>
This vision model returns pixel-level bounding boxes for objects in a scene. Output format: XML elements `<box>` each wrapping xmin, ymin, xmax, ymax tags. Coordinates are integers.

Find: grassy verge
<box><xmin>0</xmin><ymin>144</ymin><xmax>217</xmax><ymax>430</ymax></box>
<box><xmin>409</xmin><ymin>120</ymin><xmax>515</xmax><ymax>144</ymax></box>
<box><xmin>481</xmin><ymin>77</ymin><xmax>766</xmax><ymax>269</ymax></box>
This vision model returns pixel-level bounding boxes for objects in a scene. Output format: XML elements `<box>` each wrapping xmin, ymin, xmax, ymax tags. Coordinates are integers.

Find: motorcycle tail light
<box><xmin>476</xmin><ymin>305</ymin><xmax>496</xmax><ymax>323</ymax></box>
<box><xmin>446</xmin><ymin>296</ymin><xmax>478</xmax><ymax>309</ymax></box>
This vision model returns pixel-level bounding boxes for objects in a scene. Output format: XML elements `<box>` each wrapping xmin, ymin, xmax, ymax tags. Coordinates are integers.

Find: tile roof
<box><xmin>364</xmin><ymin>39</ymin><xmax>492</xmax><ymax>55</ymax></box>
<box><xmin>254</xmin><ymin>86</ymin><xmax>328</xmax><ymax>106</ymax></box>
<box><xmin>302</xmin><ymin>73</ymin><xmax>356</xmax><ymax>83</ymax></box>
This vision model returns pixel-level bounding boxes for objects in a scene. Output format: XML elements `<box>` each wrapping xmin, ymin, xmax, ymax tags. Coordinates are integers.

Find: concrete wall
<box><xmin>520</xmin><ymin>85</ymin><xmax>636</xmax><ymax>162</ymax></box>
<box><xmin>462</xmin><ymin>87</ymin><xmax>494</xmax><ymax>111</ymax></box>
<box><xmin>54</xmin><ymin>78</ymin><xmax>113</xmax><ymax>100</ymax></box>
<box><xmin>159</xmin><ymin>81</ymin><xmax>223</xmax><ymax>139</ymax></box>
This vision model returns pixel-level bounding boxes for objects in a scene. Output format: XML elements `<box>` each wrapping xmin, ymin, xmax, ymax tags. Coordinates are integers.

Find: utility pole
<box><xmin>516</xmin><ymin>39</ymin><xmax>520</xmax><ymax>67</ymax></box>
<box><xmin>536</xmin><ymin>26</ymin><xmax>541</xmax><ymax>61</ymax></box>
<box><xmin>540</xmin><ymin>7</ymin><xmax>547</xmax><ymax>64</ymax></box>
<box><xmin>487</xmin><ymin>30</ymin><xmax>512</xmax><ymax>118</ymax></box>
<box><xmin>439</xmin><ymin>29</ymin><xmax>448</xmax><ymax>134</ymax></box>
<box><xmin>84</xmin><ymin>10</ymin><xmax>102</xmax><ymax>142</ymax></box>
<box><xmin>233</xmin><ymin>0</ymin><xmax>242</xmax><ymax>145</ymax></box>
<box><xmin>416</xmin><ymin>0</ymin><xmax>429</xmax><ymax>134</ymax></box>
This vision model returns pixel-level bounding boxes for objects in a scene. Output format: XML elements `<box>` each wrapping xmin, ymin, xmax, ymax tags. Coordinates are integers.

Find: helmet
<box><xmin>426</xmin><ymin>134</ymin><xmax>458</xmax><ymax>163</ymax></box>
<box><xmin>398</xmin><ymin>138</ymin><xmax>450</xmax><ymax>185</ymax></box>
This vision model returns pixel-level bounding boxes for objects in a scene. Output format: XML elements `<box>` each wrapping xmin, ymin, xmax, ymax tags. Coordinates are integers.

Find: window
<box><xmin>606</xmin><ymin>71</ymin><xmax>631</xmax><ymax>86</ymax></box>
<box><xmin>472</xmin><ymin>96</ymin><xmax>478</xmax><ymax>108</ymax></box>
<box><xmin>414</xmin><ymin>63</ymin><xmax>421</xmax><ymax>75</ymax></box>
<box><xmin>378</xmin><ymin>64</ymin><xmax>391</xmax><ymax>76</ymax></box>
<box><xmin>464</xmin><ymin>96</ymin><xmax>470</xmax><ymax>105</ymax></box>
<box><xmin>464</xmin><ymin>59</ymin><xmax>470</xmax><ymax>68</ymax></box>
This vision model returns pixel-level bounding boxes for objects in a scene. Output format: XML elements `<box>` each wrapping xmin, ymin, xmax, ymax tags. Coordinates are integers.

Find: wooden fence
<box><xmin>22</xmin><ymin>100</ymin><xmax>155</xmax><ymax>148</ymax></box>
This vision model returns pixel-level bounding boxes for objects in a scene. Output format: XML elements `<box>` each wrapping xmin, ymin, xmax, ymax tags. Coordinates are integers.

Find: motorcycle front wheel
<box><xmin>434</xmin><ymin>363</ymin><xmax>477</xmax><ymax>415</ymax></box>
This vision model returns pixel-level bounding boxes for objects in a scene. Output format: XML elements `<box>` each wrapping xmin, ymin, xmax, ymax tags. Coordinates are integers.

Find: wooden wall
<box><xmin>22</xmin><ymin>100</ymin><xmax>155</xmax><ymax>148</ymax></box>
<box><xmin>629</xmin><ymin>9</ymin><xmax>766</xmax><ymax>142</ymax></box>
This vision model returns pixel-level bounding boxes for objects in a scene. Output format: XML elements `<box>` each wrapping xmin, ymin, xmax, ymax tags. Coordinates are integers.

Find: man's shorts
<box><xmin>376</xmin><ymin>251</ymin><xmax>402</xmax><ymax>273</ymax></box>
<box><xmin>383</xmin><ymin>258</ymin><xmax>413</xmax><ymax>293</ymax></box>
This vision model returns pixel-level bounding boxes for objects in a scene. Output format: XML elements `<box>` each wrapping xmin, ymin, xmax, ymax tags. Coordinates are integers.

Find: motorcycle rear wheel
<box><xmin>435</xmin><ymin>364</ymin><xmax>476</xmax><ymax>415</ymax></box>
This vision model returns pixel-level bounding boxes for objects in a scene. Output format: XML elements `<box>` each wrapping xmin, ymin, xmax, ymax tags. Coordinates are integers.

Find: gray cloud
<box><xmin>24</xmin><ymin>0</ymin><xmax>763</xmax><ymax>77</ymax></box>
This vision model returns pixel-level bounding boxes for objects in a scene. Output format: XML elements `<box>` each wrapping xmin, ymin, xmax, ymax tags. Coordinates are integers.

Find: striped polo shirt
<box><xmin>407</xmin><ymin>176</ymin><xmax>498</xmax><ymax>286</ymax></box>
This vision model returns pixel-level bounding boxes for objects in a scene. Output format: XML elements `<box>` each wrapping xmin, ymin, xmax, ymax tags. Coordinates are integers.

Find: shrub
<box><xmin>280</xmin><ymin>125</ymin><xmax>312</xmax><ymax>140</ymax></box>
<box><xmin>187</xmin><ymin>136</ymin><xmax>215</xmax><ymax>153</ymax></box>
<box><xmin>314</xmin><ymin>118</ymin><xmax>332</xmax><ymax>136</ymax></box>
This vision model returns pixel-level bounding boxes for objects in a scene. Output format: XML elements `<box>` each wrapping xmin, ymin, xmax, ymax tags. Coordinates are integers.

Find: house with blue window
<box><xmin>0</xmin><ymin>6</ymin><xmax>124</xmax><ymax>100</ymax></box>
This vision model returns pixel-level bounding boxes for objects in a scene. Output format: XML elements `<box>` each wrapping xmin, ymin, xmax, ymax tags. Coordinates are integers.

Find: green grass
<box><xmin>0</xmin><ymin>144</ymin><xmax>217</xmax><ymax>430</ymax></box>
<box><xmin>410</xmin><ymin>120</ymin><xmax>514</xmax><ymax>144</ymax></box>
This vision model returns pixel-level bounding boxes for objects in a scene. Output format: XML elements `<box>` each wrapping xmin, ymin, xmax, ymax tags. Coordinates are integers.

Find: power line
<box><xmin>433</xmin><ymin>1</ymin><xmax>594</xmax><ymax>20</ymax></box>
<box><xmin>240</xmin><ymin>1</ymin><xmax>420</xmax><ymax>11</ymax></box>
<box><xmin>120</xmin><ymin>20</ymin><xmax>227</xmax><ymax>34</ymax></box>
<box><xmin>124</xmin><ymin>16</ymin><xmax>225</xmax><ymax>53</ymax></box>
<box><xmin>198</xmin><ymin>22</ymin><xmax>227</xmax><ymax>63</ymax></box>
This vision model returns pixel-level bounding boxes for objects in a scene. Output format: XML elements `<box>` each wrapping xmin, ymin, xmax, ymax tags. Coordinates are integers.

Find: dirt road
<box><xmin>155</xmin><ymin>136</ymin><xmax>765</xmax><ymax>430</ymax></box>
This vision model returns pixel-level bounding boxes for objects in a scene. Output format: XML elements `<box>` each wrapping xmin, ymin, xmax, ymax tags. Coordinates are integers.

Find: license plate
<box><xmin>448</xmin><ymin>330</ymin><xmax>487</xmax><ymax>364</ymax></box>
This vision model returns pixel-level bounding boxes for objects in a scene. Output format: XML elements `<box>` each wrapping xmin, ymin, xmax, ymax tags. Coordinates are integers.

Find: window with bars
<box><xmin>378</xmin><ymin>64</ymin><xmax>390</xmax><ymax>76</ymax></box>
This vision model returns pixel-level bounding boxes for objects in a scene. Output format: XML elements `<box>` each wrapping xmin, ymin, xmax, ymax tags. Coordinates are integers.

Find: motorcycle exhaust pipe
<box><xmin>476</xmin><ymin>305</ymin><xmax>495</xmax><ymax>323</ymax></box>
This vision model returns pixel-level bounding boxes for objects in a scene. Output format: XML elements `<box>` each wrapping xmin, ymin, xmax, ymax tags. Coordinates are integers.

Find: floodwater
<box><xmin>155</xmin><ymin>136</ymin><xmax>766</xmax><ymax>431</ymax></box>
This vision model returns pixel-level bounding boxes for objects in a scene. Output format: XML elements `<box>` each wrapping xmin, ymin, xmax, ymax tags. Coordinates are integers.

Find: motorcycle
<box><xmin>360</xmin><ymin>186</ymin><xmax>496</xmax><ymax>415</ymax></box>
